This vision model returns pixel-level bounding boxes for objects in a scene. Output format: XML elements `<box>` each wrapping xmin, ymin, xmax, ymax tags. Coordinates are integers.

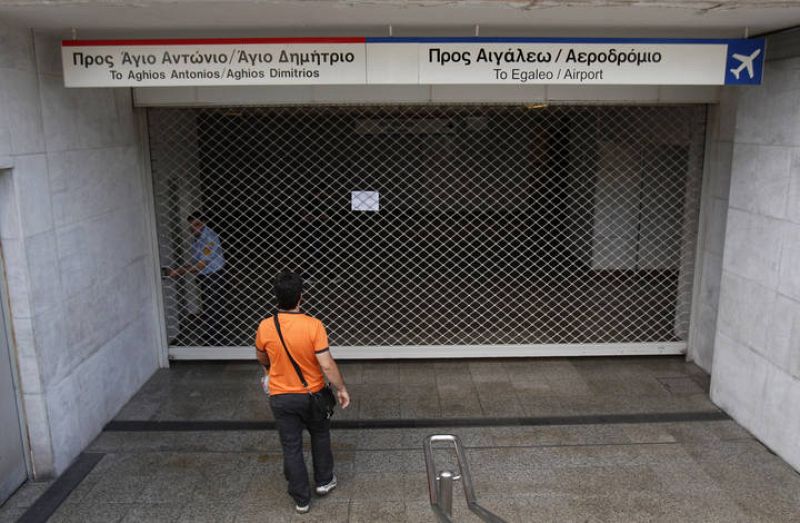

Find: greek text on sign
<box><xmin>63</xmin><ymin>38</ymin><xmax>366</xmax><ymax>87</ymax></box>
<box><xmin>62</xmin><ymin>37</ymin><xmax>765</xmax><ymax>87</ymax></box>
<box><xmin>418</xmin><ymin>44</ymin><xmax>720</xmax><ymax>84</ymax></box>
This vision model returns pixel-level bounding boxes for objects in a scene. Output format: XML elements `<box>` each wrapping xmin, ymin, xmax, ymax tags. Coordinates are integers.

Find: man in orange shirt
<box><xmin>255</xmin><ymin>271</ymin><xmax>350</xmax><ymax>514</ymax></box>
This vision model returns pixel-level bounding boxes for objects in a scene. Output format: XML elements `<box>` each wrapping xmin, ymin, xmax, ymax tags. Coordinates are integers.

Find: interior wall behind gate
<box><xmin>149</xmin><ymin>104</ymin><xmax>706</xmax><ymax>355</ymax></box>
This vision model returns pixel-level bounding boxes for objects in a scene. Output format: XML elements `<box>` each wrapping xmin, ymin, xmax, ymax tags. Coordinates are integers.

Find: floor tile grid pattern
<box><xmin>22</xmin><ymin>420</ymin><xmax>800</xmax><ymax>523</ymax></box>
<box><xmin>5</xmin><ymin>358</ymin><xmax>800</xmax><ymax>522</ymax></box>
<box><xmin>118</xmin><ymin>358</ymin><xmax>715</xmax><ymax>423</ymax></box>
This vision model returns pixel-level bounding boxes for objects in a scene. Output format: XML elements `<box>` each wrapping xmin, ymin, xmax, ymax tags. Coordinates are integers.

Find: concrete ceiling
<box><xmin>1</xmin><ymin>0</ymin><xmax>799</xmax><ymax>38</ymax></box>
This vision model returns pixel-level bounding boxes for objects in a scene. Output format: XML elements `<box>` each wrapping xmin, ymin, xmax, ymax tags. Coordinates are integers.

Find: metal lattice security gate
<box><xmin>147</xmin><ymin>104</ymin><xmax>706</xmax><ymax>355</ymax></box>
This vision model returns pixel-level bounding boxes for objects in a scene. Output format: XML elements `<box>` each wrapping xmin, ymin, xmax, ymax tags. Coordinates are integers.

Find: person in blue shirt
<box><xmin>168</xmin><ymin>213</ymin><xmax>227</xmax><ymax>344</ymax></box>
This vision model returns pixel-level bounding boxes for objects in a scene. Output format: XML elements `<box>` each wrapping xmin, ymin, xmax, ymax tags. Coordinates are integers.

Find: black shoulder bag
<box><xmin>273</xmin><ymin>313</ymin><xmax>337</xmax><ymax>419</ymax></box>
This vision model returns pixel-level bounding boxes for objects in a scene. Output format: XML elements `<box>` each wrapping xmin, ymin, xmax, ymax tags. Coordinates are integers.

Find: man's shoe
<box><xmin>296</xmin><ymin>504</ymin><xmax>310</xmax><ymax>514</ymax></box>
<box><xmin>315</xmin><ymin>476</ymin><xmax>337</xmax><ymax>496</ymax></box>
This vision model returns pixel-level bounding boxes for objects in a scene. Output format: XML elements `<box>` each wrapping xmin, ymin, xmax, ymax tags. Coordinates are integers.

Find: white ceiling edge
<box><xmin>0</xmin><ymin>1</ymin><xmax>799</xmax><ymax>37</ymax></box>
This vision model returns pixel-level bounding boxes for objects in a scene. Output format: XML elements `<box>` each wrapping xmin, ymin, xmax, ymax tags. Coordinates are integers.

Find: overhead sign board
<box><xmin>62</xmin><ymin>38</ymin><xmax>366</xmax><ymax>87</ymax></box>
<box><xmin>62</xmin><ymin>37</ymin><xmax>765</xmax><ymax>87</ymax></box>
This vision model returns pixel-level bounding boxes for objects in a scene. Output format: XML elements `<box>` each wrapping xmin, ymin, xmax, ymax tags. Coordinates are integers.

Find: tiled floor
<box><xmin>3</xmin><ymin>357</ymin><xmax>800</xmax><ymax>522</ymax></box>
<box><xmin>0</xmin><ymin>481</ymin><xmax>51</xmax><ymax>522</ymax></box>
<box><xmin>114</xmin><ymin>357</ymin><xmax>716</xmax><ymax>422</ymax></box>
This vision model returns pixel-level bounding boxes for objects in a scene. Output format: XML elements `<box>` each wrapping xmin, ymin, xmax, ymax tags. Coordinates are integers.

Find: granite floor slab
<box><xmin>114</xmin><ymin>357</ymin><xmax>718</xmax><ymax>423</ymax></box>
<box><xmin>4</xmin><ymin>357</ymin><xmax>800</xmax><ymax>522</ymax></box>
<box><xmin>23</xmin><ymin>427</ymin><xmax>800</xmax><ymax>523</ymax></box>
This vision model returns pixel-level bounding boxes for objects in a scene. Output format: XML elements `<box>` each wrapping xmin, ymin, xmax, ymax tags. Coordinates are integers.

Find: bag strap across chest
<box><xmin>273</xmin><ymin>312</ymin><xmax>311</xmax><ymax>392</ymax></box>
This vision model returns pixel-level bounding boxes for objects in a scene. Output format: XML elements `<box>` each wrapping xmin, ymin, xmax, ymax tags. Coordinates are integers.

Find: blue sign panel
<box><xmin>725</xmin><ymin>38</ymin><xmax>766</xmax><ymax>85</ymax></box>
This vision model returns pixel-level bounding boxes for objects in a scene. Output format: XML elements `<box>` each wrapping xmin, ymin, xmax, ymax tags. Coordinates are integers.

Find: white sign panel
<box><xmin>62</xmin><ymin>37</ymin><xmax>765</xmax><ymax>87</ymax></box>
<box><xmin>62</xmin><ymin>38</ymin><xmax>366</xmax><ymax>87</ymax></box>
<box><xmin>417</xmin><ymin>43</ymin><xmax>726</xmax><ymax>85</ymax></box>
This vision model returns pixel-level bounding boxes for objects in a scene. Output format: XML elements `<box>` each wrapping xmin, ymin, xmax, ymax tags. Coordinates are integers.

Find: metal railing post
<box><xmin>438</xmin><ymin>470</ymin><xmax>454</xmax><ymax>518</ymax></box>
<box><xmin>424</xmin><ymin>434</ymin><xmax>507</xmax><ymax>523</ymax></box>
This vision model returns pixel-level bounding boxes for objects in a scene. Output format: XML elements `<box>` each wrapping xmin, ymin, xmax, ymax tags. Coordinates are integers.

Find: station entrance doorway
<box><xmin>147</xmin><ymin>104</ymin><xmax>706</xmax><ymax>358</ymax></box>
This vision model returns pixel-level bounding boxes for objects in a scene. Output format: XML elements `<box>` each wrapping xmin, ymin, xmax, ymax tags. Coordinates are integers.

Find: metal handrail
<box><xmin>424</xmin><ymin>434</ymin><xmax>507</xmax><ymax>523</ymax></box>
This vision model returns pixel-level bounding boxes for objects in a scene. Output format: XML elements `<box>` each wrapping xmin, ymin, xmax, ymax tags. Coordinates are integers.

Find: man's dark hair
<box><xmin>274</xmin><ymin>271</ymin><xmax>303</xmax><ymax>310</ymax></box>
<box><xmin>186</xmin><ymin>212</ymin><xmax>207</xmax><ymax>223</ymax></box>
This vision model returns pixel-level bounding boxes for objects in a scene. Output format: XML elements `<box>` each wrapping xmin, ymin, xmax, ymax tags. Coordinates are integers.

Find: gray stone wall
<box><xmin>0</xmin><ymin>24</ymin><xmax>160</xmax><ymax>476</ymax></box>
<box><xmin>687</xmin><ymin>89</ymin><xmax>737</xmax><ymax>372</ymax></box>
<box><xmin>710</xmin><ymin>41</ymin><xmax>800</xmax><ymax>471</ymax></box>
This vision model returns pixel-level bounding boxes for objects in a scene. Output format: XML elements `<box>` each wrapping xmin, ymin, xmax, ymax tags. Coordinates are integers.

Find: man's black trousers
<box><xmin>269</xmin><ymin>393</ymin><xmax>335</xmax><ymax>506</ymax></box>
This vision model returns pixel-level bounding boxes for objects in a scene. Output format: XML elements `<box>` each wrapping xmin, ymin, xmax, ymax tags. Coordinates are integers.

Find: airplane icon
<box><xmin>730</xmin><ymin>48</ymin><xmax>761</xmax><ymax>80</ymax></box>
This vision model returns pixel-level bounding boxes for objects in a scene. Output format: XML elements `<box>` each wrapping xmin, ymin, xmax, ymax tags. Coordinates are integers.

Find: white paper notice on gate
<box><xmin>352</xmin><ymin>191</ymin><xmax>380</xmax><ymax>212</ymax></box>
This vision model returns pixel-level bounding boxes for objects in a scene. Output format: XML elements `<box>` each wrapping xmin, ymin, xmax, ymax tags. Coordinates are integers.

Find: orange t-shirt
<box><xmin>255</xmin><ymin>312</ymin><xmax>329</xmax><ymax>395</ymax></box>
